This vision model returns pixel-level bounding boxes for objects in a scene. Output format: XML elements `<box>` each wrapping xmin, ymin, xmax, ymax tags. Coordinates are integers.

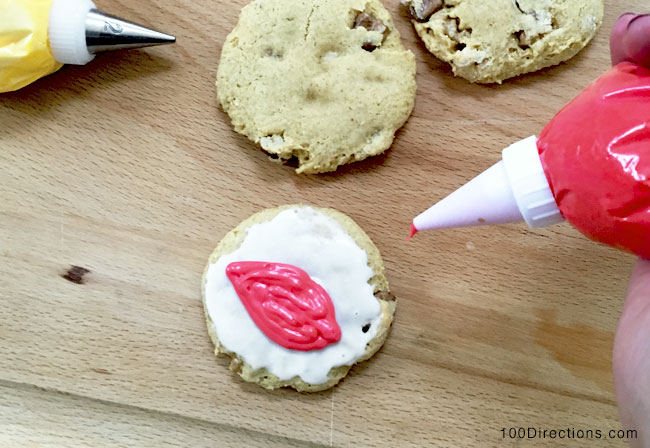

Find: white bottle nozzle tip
<box><xmin>413</xmin><ymin>160</ymin><xmax>524</xmax><ymax>231</ymax></box>
<box><xmin>413</xmin><ymin>136</ymin><xmax>564</xmax><ymax>233</ymax></box>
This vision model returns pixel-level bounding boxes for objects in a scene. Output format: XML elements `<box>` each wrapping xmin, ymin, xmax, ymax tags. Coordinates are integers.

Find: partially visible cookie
<box><xmin>216</xmin><ymin>0</ymin><xmax>416</xmax><ymax>173</ymax></box>
<box><xmin>202</xmin><ymin>205</ymin><xmax>396</xmax><ymax>392</ymax></box>
<box><xmin>403</xmin><ymin>0</ymin><xmax>603</xmax><ymax>83</ymax></box>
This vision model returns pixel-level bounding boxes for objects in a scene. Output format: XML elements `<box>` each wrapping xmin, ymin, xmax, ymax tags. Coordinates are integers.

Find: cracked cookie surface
<box><xmin>402</xmin><ymin>0</ymin><xmax>603</xmax><ymax>83</ymax></box>
<box><xmin>216</xmin><ymin>0</ymin><xmax>416</xmax><ymax>173</ymax></box>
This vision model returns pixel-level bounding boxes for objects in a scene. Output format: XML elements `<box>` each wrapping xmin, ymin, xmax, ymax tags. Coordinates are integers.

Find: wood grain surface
<box><xmin>0</xmin><ymin>0</ymin><xmax>645</xmax><ymax>446</ymax></box>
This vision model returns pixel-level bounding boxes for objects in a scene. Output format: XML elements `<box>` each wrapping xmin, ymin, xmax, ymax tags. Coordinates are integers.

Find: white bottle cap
<box><xmin>413</xmin><ymin>136</ymin><xmax>564</xmax><ymax>232</ymax></box>
<box><xmin>502</xmin><ymin>135</ymin><xmax>564</xmax><ymax>228</ymax></box>
<box><xmin>49</xmin><ymin>0</ymin><xmax>96</xmax><ymax>65</ymax></box>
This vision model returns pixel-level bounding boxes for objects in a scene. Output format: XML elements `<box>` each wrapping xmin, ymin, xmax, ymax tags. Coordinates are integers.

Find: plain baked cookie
<box><xmin>201</xmin><ymin>205</ymin><xmax>396</xmax><ymax>391</ymax></box>
<box><xmin>216</xmin><ymin>0</ymin><xmax>416</xmax><ymax>173</ymax></box>
<box><xmin>402</xmin><ymin>0</ymin><xmax>603</xmax><ymax>83</ymax></box>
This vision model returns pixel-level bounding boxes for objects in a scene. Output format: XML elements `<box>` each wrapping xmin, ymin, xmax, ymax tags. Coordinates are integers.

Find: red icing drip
<box><xmin>538</xmin><ymin>62</ymin><xmax>650</xmax><ymax>258</ymax></box>
<box><xmin>408</xmin><ymin>222</ymin><xmax>418</xmax><ymax>240</ymax></box>
<box><xmin>225</xmin><ymin>261</ymin><xmax>341</xmax><ymax>351</ymax></box>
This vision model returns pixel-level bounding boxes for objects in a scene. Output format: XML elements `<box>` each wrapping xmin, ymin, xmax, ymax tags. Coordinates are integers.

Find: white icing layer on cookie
<box><xmin>204</xmin><ymin>206</ymin><xmax>382</xmax><ymax>385</ymax></box>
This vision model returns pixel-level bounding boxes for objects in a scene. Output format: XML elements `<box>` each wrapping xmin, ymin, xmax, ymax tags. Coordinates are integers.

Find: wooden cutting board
<box><xmin>0</xmin><ymin>0</ymin><xmax>643</xmax><ymax>446</ymax></box>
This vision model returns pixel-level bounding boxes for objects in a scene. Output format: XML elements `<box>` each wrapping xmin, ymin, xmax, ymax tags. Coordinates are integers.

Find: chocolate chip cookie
<box><xmin>403</xmin><ymin>0</ymin><xmax>603</xmax><ymax>83</ymax></box>
<box><xmin>217</xmin><ymin>0</ymin><xmax>416</xmax><ymax>173</ymax></box>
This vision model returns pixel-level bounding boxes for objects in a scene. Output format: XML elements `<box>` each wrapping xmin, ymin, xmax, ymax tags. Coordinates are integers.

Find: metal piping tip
<box><xmin>85</xmin><ymin>9</ymin><xmax>176</xmax><ymax>53</ymax></box>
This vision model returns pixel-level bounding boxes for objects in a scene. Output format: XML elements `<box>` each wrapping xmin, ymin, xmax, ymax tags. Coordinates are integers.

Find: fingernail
<box><xmin>619</xmin><ymin>12</ymin><xmax>637</xmax><ymax>20</ymax></box>
<box><xmin>627</xmin><ymin>13</ymin><xmax>650</xmax><ymax>29</ymax></box>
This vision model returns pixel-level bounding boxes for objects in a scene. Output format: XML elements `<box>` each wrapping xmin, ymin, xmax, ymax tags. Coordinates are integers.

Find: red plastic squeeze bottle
<box><xmin>411</xmin><ymin>62</ymin><xmax>650</xmax><ymax>258</ymax></box>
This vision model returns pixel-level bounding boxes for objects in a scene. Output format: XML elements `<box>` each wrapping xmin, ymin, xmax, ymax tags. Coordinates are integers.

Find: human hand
<box><xmin>609</xmin><ymin>13</ymin><xmax>650</xmax><ymax>447</ymax></box>
<box><xmin>613</xmin><ymin>259</ymin><xmax>650</xmax><ymax>447</ymax></box>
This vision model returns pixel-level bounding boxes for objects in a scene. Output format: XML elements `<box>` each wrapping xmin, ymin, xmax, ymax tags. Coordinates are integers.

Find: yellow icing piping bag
<box><xmin>0</xmin><ymin>0</ymin><xmax>175</xmax><ymax>93</ymax></box>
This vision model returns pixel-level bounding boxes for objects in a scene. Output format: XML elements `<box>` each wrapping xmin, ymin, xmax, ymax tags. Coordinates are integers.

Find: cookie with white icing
<box><xmin>201</xmin><ymin>205</ymin><xmax>396</xmax><ymax>391</ymax></box>
<box><xmin>216</xmin><ymin>0</ymin><xmax>416</xmax><ymax>173</ymax></box>
<box><xmin>402</xmin><ymin>0</ymin><xmax>603</xmax><ymax>83</ymax></box>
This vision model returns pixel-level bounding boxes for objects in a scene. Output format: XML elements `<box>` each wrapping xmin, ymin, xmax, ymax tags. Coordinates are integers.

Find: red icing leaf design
<box><xmin>225</xmin><ymin>261</ymin><xmax>342</xmax><ymax>351</ymax></box>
